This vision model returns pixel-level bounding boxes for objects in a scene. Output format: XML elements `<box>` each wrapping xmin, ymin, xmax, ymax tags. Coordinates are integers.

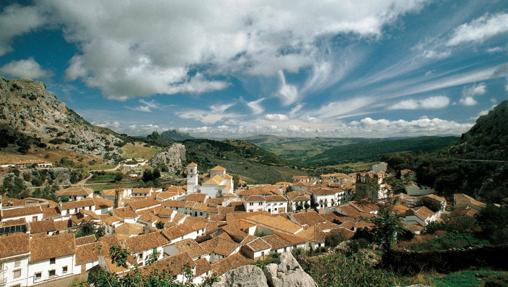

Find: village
<box><xmin>0</xmin><ymin>160</ymin><xmax>487</xmax><ymax>287</ymax></box>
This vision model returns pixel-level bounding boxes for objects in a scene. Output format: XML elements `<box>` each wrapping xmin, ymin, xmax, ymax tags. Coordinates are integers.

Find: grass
<box><xmin>121</xmin><ymin>142</ymin><xmax>159</xmax><ymax>160</ymax></box>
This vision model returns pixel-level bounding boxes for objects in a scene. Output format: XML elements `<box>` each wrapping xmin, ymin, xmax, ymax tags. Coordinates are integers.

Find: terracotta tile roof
<box><xmin>172</xmin><ymin>239</ymin><xmax>207</xmax><ymax>258</ymax></box>
<box><xmin>112</xmin><ymin>207</ymin><xmax>137</xmax><ymax>219</ymax></box>
<box><xmin>454</xmin><ymin>193</ymin><xmax>486</xmax><ymax>210</ymax></box>
<box><xmin>185</xmin><ymin>193</ymin><xmax>208</xmax><ymax>203</ymax></box>
<box><xmin>100</xmin><ymin>215</ymin><xmax>122</xmax><ymax>225</ymax></box>
<box><xmin>222</xmin><ymin>224</ymin><xmax>248</xmax><ymax>242</ymax></box>
<box><xmin>30</xmin><ymin>220</ymin><xmax>56</xmax><ymax>234</ymax></box>
<box><xmin>157</xmin><ymin>191</ymin><xmax>183</xmax><ymax>200</ymax></box>
<box><xmin>42</xmin><ymin>207</ymin><xmax>60</xmax><ymax>219</ymax></box>
<box><xmin>264</xmin><ymin>195</ymin><xmax>287</xmax><ymax>202</ymax></box>
<box><xmin>56</xmin><ymin>186</ymin><xmax>93</xmax><ymax>197</ymax></box>
<box><xmin>76</xmin><ymin>242</ymin><xmax>100</xmax><ymax>265</ymax></box>
<box><xmin>162</xmin><ymin>200</ymin><xmax>186</xmax><ymax>209</ymax></box>
<box><xmin>291</xmin><ymin>210</ymin><xmax>328</xmax><ymax>226</ymax></box>
<box><xmin>244</xmin><ymin>195</ymin><xmax>266</xmax><ymax>202</ymax></box>
<box><xmin>162</xmin><ymin>224</ymin><xmax>195</xmax><ymax>240</ymax></box>
<box><xmin>286</xmin><ymin>191</ymin><xmax>310</xmax><ymax>202</ymax></box>
<box><xmin>115</xmin><ymin>222</ymin><xmax>145</xmax><ymax>239</ymax></box>
<box><xmin>126</xmin><ymin>198</ymin><xmax>161</xmax><ymax>211</ymax></box>
<box><xmin>76</xmin><ymin>235</ymin><xmax>96</xmax><ymax>245</ymax></box>
<box><xmin>199</xmin><ymin>237</ymin><xmax>239</xmax><ymax>257</ymax></box>
<box><xmin>1</xmin><ymin>206</ymin><xmax>43</xmax><ymax>219</ymax></box>
<box><xmin>0</xmin><ymin>233</ymin><xmax>30</xmax><ymax>258</ymax></box>
<box><xmin>0</xmin><ymin>218</ymin><xmax>26</xmax><ymax>228</ymax></box>
<box><xmin>54</xmin><ymin>219</ymin><xmax>71</xmax><ymax>230</ymax></box>
<box><xmin>204</xmin><ymin>175</ymin><xmax>227</xmax><ymax>185</ymax></box>
<box><xmin>187</xmin><ymin>162</ymin><xmax>198</xmax><ymax>167</ymax></box>
<box><xmin>392</xmin><ymin>204</ymin><xmax>410</xmax><ymax>216</ymax></box>
<box><xmin>242</xmin><ymin>214</ymin><xmax>303</xmax><ymax>234</ymax></box>
<box><xmin>262</xmin><ymin>234</ymin><xmax>293</xmax><ymax>250</ymax></box>
<box><xmin>244</xmin><ymin>237</ymin><xmax>271</xmax><ymax>252</ymax></box>
<box><xmin>101</xmin><ymin>188</ymin><xmax>118</xmax><ymax>197</ymax></box>
<box><xmin>195</xmin><ymin>258</ymin><xmax>211</xmax><ymax>276</ymax></box>
<box><xmin>131</xmin><ymin>188</ymin><xmax>153</xmax><ymax>194</ymax></box>
<box><xmin>30</xmin><ymin>233</ymin><xmax>75</xmax><ymax>263</ymax></box>
<box><xmin>413</xmin><ymin>206</ymin><xmax>435</xmax><ymax>220</ymax></box>
<box><xmin>210</xmin><ymin>165</ymin><xmax>226</xmax><ymax>171</ymax></box>
<box><xmin>124</xmin><ymin>231</ymin><xmax>169</xmax><ymax>253</ymax></box>
<box><xmin>141</xmin><ymin>253</ymin><xmax>195</xmax><ymax>276</ymax></box>
<box><xmin>93</xmin><ymin>197</ymin><xmax>113</xmax><ymax>209</ymax></box>
<box><xmin>211</xmin><ymin>253</ymin><xmax>253</xmax><ymax>275</ymax></box>
<box><xmin>61</xmin><ymin>198</ymin><xmax>95</xmax><ymax>210</ymax></box>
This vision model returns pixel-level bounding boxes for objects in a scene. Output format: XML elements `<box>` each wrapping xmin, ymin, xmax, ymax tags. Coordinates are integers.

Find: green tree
<box><xmin>371</xmin><ymin>207</ymin><xmax>403</xmax><ymax>255</ymax></box>
<box><xmin>109</xmin><ymin>244</ymin><xmax>129</xmax><ymax>267</ymax></box>
<box><xmin>113</xmin><ymin>172</ymin><xmax>124</xmax><ymax>183</ymax></box>
<box><xmin>76</xmin><ymin>222</ymin><xmax>96</xmax><ymax>238</ymax></box>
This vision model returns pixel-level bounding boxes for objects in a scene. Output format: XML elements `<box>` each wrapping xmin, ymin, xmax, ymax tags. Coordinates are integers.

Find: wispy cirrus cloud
<box><xmin>387</xmin><ymin>95</ymin><xmax>450</xmax><ymax>110</ymax></box>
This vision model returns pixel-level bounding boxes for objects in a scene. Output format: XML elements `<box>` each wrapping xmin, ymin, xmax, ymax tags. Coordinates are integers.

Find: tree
<box><xmin>1</xmin><ymin>174</ymin><xmax>28</xmax><ymax>198</ymax></box>
<box><xmin>371</xmin><ymin>207</ymin><xmax>403</xmax><ymax>256</ymax></box>
<box><xmin>76</xmin><ymin>222</ymin><xmax>96</xmax><ymax>238</ymax></box>
<box><xmin>109</xmin><ymin>244</ymin><xmax>129</xmax><ymax>267</ymax></box>
<box><xmin>113</xmin><ymin>172</ymin><xmax>124</xmax><ymax>183</ymax></box>
<box><xmin>95</xmin><ymin>226</ymin><xmax>106</xmax><ymax>239</ymax></box>
<box><xmin>477</xmin><ymin>204</ymin><xmax>508</xmax><ymax>244</ymax></box>
<box><xmin>325</xmin><ymin>230</ymin><xmax>346</xmax><ymax>248</ymax></box>
<box><xmin>155</xmin><ymin>221</ymin><xmax>165</xmax><ymax>229</ymax></box>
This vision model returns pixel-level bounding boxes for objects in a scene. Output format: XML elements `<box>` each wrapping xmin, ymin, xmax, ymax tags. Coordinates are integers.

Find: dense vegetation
<box><xmin>183</xmin><ymin>138</ymin><xmax>303</xmax><ymax>183</ymax></box>
<box><xmin>383</xmin><ymin>101</ymin><xmax>508</xmax><ymax>203</ymax></box>
<box><xmin>306</xmin><ymin>136</ymin><xmax>458</xmax><ymax>166</ymax></box>
<box><xmin>450</xmin><ymin>100</ymin><xmax>508</xmax><ymax>160</ymax></box>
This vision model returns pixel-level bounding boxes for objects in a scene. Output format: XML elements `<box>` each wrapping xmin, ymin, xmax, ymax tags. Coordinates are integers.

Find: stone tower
<box><xmin>186</xmin><ymin>162</ymin><xmax>199</xmax><ymax>193</ymax></box>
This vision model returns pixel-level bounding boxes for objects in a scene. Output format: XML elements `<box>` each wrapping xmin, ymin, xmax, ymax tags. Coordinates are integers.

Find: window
<box><xmin>13</xmin><ymin>269</ymin><xmax>21</xmax><ymax>279</ymax></box>
<box><xmin>32</xmin><ymin>216</ymin><xmax>38</xmax><ymax>222</ymax></box>
<box><xmin>14</xmin><ymin>260</ymin><xmax>21</xmax><ymax>268</ymax></box>
<box><xmin>249</xmin><ymin>202</ymin><xmax>253</xmax><ymax>206</ymax></box>
<box><xmin>62</xmin><ymin>266</ymin><xmax>68</xmax><ymax>273</ymax></box>
<box><xmin>50</xmin><ymin>258</ymin><xmax>56</xmax><ymax>264</ymax></box>
<box><xmin>35</xmin><ymin>272</ymin><xmax>42</xmax><ymax>280</ymax></box>
<box><xmin>138</xmin><ymin>253</ymin><xmax>143</xmax><ymax>260</ymax></box>
<box><xmin>49</xmin><ymin>270</ymin><xmax>55</xmax><ymax>277</ymax></box>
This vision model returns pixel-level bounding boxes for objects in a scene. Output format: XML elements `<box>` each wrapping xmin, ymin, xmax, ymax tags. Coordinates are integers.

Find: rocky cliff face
<box><xmin>149</xmin><ymin>143</ymin><xmax>186</xmax><ymax>173</ymax></box>
<box><xmin>0</xmin><ymin>78</ymin><xmax>123</xmax><ymax>158</ymax></box>
<box><xmin>213</xmin><ymin>253</ymin><xmax>317</xmax><ymax>287</ymax></box>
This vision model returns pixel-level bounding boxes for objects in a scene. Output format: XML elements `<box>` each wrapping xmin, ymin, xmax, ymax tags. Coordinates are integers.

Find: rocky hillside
<box><xmin>0</xmin><ymin>78</ymin><xmax>124</xmax><ymax>159</ymax></box>
<box><xmin>450</xmin><ymin>100</ymin><xmax>508</xmax><ymax>160</ymax></box>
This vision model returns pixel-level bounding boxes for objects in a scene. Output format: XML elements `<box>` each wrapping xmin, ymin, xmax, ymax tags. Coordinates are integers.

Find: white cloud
<box><xmin>0</xmin><ymin>0</ymin><xmax>426</xmax><ymax>100</ymax></box>
<box><xmin>129</xmin><ymin>99</ymin><xmax>160</xmax><ymax>112</ymax></box>
<box><xmin>246</xmin><ymin>98</ymin><xmax>265</xmax><ymax>115</ymax></box>
<box><xmin>176</xmin><ymin>103</ymin><xmax>239</xmax><ymax>125</ymax></box>
<box><xmin>179</xmin><ymin>116</ymin><xmax>472</xmax><ymax>138</ymax></box>
<box><xmin>0</xmin><ymin>58</ymin><xmax>50</xmax><ymax>79</ymax></box>
<box><xmin>459</xmin><ymin>83</ymin><xmax>486</xmax><ymax>106</ymax></box>
<box><xmin>276</xmin><ymin>70</ymin><xmax>299</xmax><ymax>106</ymax></box>
<box><xmin>447</xmin><ymin>13</ymin><xmax>508</xmax><ymax>46</ymax></box>
<box><xmin>265</xmin><ymin>114</ymin><xmax>288</xmax><ymax>121</ymax></box>
<box><xmin>387</xmin><ymin>95</ymin><xmax>450</xmax><ymax>110</ymax></box>
<box><xmin>0</xmin><ymin>5</ymin><xmax>46</xmax><ymax>56</ymax></box>
<box><xmin>459</xmin><ymin>96</ymin><xmax>477</xmax><ymax>106</ymax></box>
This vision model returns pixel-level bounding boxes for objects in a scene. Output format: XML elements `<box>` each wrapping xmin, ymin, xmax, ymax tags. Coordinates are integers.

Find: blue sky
<box><xmin>0</xmin><ymin>0</ymin><xmax>507</xmax><ymax>138</ymax></box>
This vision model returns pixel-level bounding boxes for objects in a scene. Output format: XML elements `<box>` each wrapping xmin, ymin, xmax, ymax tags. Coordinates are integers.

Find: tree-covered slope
<box><xmin>306</xmin><ymin>136</ymin><xmax>458</xmax><ymax>166</ymax></box>
<box><xmin>450</xmin><ymin>100</ymin><xmax>508</xmax><ymax>160</ymax></box>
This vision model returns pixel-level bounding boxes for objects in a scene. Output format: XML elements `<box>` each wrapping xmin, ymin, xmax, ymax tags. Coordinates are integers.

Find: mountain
<box><xmin>306</xmin><ymin>136</ymin><xmax>459</xmax><ymax>166</ymax></box>
<box><xmin>160</xmin><ymin>129</ymin><xmax>194</xmax><ymax>141</ymax></box>
<box><xmin>245</xmin><ymin>135</ymin><xmax>370</xmax><ymax>162</ymax></box>
<box><xmin>183</xmin><ymin>138</ymin><xmax>303</xmax><ymax>183</ymax></box>
<box><xmin>383</xmin><ymin>101</ymin><xmax>508</xmax><ymax>203</ymax></box>
<box><xmin>0</xmin><ymin>78</ymin><xmax>124</xmax><ymax>159</ymax></box>
<box><xmin>450</xmin><ymin>100</ymin><xmax>508</xmax><ymax>160</ymax></box>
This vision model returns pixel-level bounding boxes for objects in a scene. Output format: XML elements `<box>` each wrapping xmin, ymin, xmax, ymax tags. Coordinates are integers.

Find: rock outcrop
<box><xmin>149</xmin><ymin>143</ymin><xmax>186</xmax><ymax>173</ymax></box>
<box><xmin>213</xmin><ymin>265</ymin><xmax>269</xmax><ymax>287</ymax></box>
<box><xmin>0</xmin><ymin>78</ymin><xmax>123</xmax><ymax>158</ymax></box>
<box><xmin>264</xmin><ymin>252</ymin><xmax>318</xmax><ymax>287</ymax></box>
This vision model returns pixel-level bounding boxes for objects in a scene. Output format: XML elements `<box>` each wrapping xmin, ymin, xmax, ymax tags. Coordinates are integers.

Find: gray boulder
<box><xmin>149</xmin><ymin>143</ymin><xmax>186</xmax><ymax>173</ymax></box>
<box><xmin>263</xmin><ymin>252</ymin><xmax>317</xmax><ymax>287</ymax></box>
<box><xmin>213</xmin><ymin>265</ymin><xmax>268</xmax><ymax>287</ymax></box>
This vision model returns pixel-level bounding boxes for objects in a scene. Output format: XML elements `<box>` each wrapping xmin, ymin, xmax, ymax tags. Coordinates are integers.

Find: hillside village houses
<box><xmin>0</xmin><ymin>161</ymin><xmax>482</xmax><ymax>286</ymax></box>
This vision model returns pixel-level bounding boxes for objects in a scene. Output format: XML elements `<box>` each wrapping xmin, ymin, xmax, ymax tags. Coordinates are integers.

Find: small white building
<box><xmin>0</xmin><ymin>233</ymin><xmax>30</xmax><ymax>287</ymax></box>
<box><xmin>186</xmin><ymin>163</ymin><xmax>199</xmax><ymax>193</ymax></box>
<box><xmin>124</xmin><ymin>232</ymin><xmax>169</xmax><ymax>267</ymax></box>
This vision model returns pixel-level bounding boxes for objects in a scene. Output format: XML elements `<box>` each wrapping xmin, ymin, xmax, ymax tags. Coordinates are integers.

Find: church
<box><xmin>186</xmin><ymin>163</ymin><xmax>234</xmax><ymax>198</ymax></box>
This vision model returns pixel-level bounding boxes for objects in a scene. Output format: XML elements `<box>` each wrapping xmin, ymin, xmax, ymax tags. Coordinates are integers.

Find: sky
<box><xmin>0</xmin><ymin>0</ymin><xmax>507</xmax><ymax>138</ymax></box>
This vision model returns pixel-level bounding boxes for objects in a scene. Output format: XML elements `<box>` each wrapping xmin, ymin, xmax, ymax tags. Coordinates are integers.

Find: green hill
<box><xmin>183</xmin><ymin>139</ymin><xmax>304</xmax><ymax>183</ymax></box>
<box><xmin>450</xmin><ymin>100</ymin><xmax>508</xmax><ymax>160</ymax></box>
<box><xmin>306</xmin><ymin>136</ymin><xmax>458</xmax><ymax>166</ymax></box>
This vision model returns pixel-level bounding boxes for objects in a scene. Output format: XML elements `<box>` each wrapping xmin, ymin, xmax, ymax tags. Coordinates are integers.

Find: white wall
<box><xmin>1</xmin><ymin>255</ymin><xmax>29</xmax><ymax>287</ymax></box>
<box><xmin>27</xmin><ymin>255</ymin><xmax>75</xmax><ymax>286</ymax></box>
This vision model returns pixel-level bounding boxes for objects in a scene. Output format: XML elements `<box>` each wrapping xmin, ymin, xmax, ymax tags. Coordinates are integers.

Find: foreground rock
<box><xmin>264</xmin><ymin>252</ymin><xmax>318</xmax><ymax>287</ymax></box>
<box><xmin>213</xmin><ymin>265</ymin><xmax>268</xmax><ymax>287</ymax></box>
<box><xmin>149</xmin><ymin>143</ymin><xmax>186</xmax><ymax>173</ymax></box>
